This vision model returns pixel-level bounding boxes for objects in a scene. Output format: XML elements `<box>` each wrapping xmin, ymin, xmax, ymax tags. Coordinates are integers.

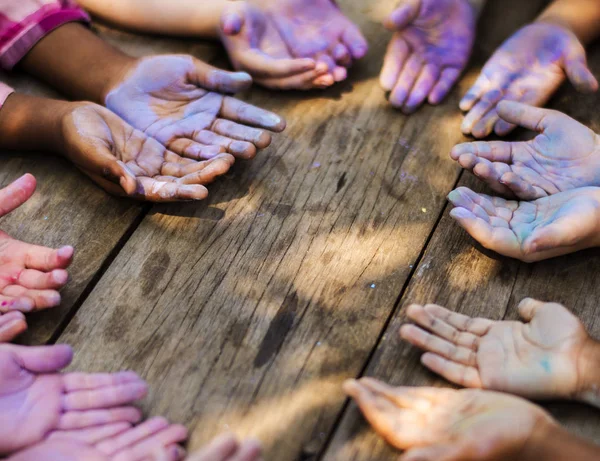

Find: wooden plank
<box><xmin>0</xmin><ymin>27</ymin><xmax>220</xmax><ymax>345</ymax></box>
<box><xmin>52</xmin><ymin>3</ymin><xmax>501</xmax><ymax>460</ymax></box>
<box><xmin>323</xmin><ymin>17</ymin><xmax>600</xmax><ymax>461</ymax></box>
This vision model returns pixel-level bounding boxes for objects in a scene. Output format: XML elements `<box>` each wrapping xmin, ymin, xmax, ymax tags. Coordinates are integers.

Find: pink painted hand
<box><xmin>460</xmin><ymin>23</ymin><xmax>598</xmax><ymax>138</ymax></box>
<box><xmin>451</xmin><ymin>101</ymin><xmax>600</xmax><ymax>199</ymax></box>
<box><xmin>344</xmin><ymin>378</ymin><xmax>554</xmax><ymax>461</ymax></box>
<box><xmin>400</xmin><ymin>299</ymin><xmax>591</xmax><ymax>401</ymax></box>
<box><xmin>381</xmin><ymin>0</ymin><xmax>475</xmax><ymax>113</ymax></box>
<box><xmin>0</xmin><ymin>343</ymin><xmax>149</xmax><ymax>455</ymax></box>
<box><xmin>105</xmin><ymin>56</ymin><xmax>286</xmax><ymax>160</ymax></box>
<box><xmin>61</xmin><ymin>104</ymin><xmax>235</xmax><ymax>202</ymax></box>
<box><xmin>0</xmin><ymin>174</ymin><xmax>73</xmax><ymax>322</ymax></box>
<box><xmin>220</xmin><ymin>0</ymin><xmax>367</xmax><ymax>89</ymax></box>
<box><xmin>447</xmin><ymin>186</ymin><xmax>600</xmax><ymax>262</ymax></box>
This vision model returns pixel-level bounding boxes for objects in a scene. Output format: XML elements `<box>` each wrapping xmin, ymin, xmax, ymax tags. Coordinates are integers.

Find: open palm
<box><xmin>448</xmin><ymin>186</ymin><xmax>600</xmax><ymax>262</ymax></box>
<box><xmin>105</xmin><ymin>56</ymin><xmax>285</xmax><ymax>161</ymax></box>
<box><xmin>400</xmin><ymin>299</ymin><xmax>588</xmax><ymax>399</ymax></box>
<box><xmin>381</xmin><ymin>0</ymin><xmax>475</xmax><ymax>112</ymax></box>
<box><xmin>452</xmin><ymin>101</ymin><xmax>600</xmax><ymax>199</ymax></box>
<box><xmin>0</xmin><ymin>344</ymin><xmax>147</xmax><ymax>455</ymax></box>
<box><xmin>344</xmin><ymin>378</ymin><xmax>553</xmax><ymax>461</ymax></box>
<box><xmin>460</xmin><ymin>23</ymin><xmax>598</xmax><ymax>138</ymax></box>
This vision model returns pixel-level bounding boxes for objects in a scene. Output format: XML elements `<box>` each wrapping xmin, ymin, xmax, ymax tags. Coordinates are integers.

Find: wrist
<box><xmin>517</xmin><ymin>419</ymin><xmax>564</xmax><ymax>461</ymax></box>
<box><xmin>536</xmin><ymin>0</ymin><xmax>600</xmax><ymax>44</ymax></box>
<box><xmin>0</xmin><ymin>94</ymin><xmax>76</xmax><ymax>154</ymax></box>
<box><xmin>575</xmin><ymin>336</ymin><xmax>600</xmax><ymax>408</ymax></box>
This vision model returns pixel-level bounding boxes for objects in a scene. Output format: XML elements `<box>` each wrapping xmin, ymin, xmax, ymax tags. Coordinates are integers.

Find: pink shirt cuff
<box><xmin>0</xmin><ymin>82</ymin><xmax>14</xmax><ymax>108</ymax></box>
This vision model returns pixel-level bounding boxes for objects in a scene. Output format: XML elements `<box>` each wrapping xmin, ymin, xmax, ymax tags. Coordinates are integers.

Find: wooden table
<box><xmin>3</xmin><ymin>0</ymin><xmax>600</xmax><ymax>459</ymax></box>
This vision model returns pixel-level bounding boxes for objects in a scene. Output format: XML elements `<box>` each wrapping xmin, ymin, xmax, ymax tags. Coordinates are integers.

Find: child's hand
<box><xmin>448</xmin><ymin>186</ymin><xmax>600</xmax><ymax>262</ymax></box>
<box><xmin>0</xmin><ymin>174</ymin><xmax>73</xmax><ymax>319</ymax></box>
<box><xmin>220</xmin><ymin>0</ymin><xmax>367</xmax><ymax>90</ymax></box>
<box><xmin>104</xmin><ymin>56</ymin><xmax>285</xmax><ymax>160</ymax></box>
<box><xmin>344</xmin><ymin>378</ymin><xmax>554</xmax><ymax>461</ymax></box>
<box><xmin>400</xmin><ymin>299</ymin><xmax>592</xmax><ymax>401</ymax></box>
<box><xmin>451</xmin><ymin>102</ymin><xmax>600</xmax><ymax>199</ymax></box>
<box><xmin>61</xmin><ymin>103</ymin><xmax>235</xmax><ymax>202</ymax></box>
<box><xmin>460</xmin><ymin>22</ymin><xmax>598</xmax><ymax>138</ymax></box>
<box><xmin>381</xmin><ymin>0</ymin><xmax>475</xmax><ymax>113</ymax></box>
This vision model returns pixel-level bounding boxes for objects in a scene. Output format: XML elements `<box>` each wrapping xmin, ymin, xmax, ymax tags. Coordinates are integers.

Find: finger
<box><xmin>256</xmin><ymin>63</ymin><xmax>332</xmax><ymax>90</ymax></box>
<box><xmin>174</xmin><ymin>162</ymin><xmax>234</xmax><ymax>187</ymax></box>
<box><xmin>517</xmin><ymin>298</ymin><xmax>547</xmax><ymax>322</ymax></box>
<box><xmin>220</xmin><ymin>96</ymin><xmax>286</xmax><ymax>132</ymax></box>
<box><xmin>429</xmin><ymin>68</ymin><xmax>461</xmax><ymax>105</ymax></box>
<box><xmin>228</xmin><ymin>439</ymin><xmax>262</xmax><ymax>461</ymax></box>
<box><xmin>402</xmin><ymin>443</ymin><xmax>469</xmax><ymax>461</ymax></box>
<box><xmin>0</xmin><ymin>311</ymin><xmax>27</xmax><ymax>342</ymax></box>
<box><xmin>0</xmin><ymin>173</ymin><xmax>36</xmax><ymax>217</ymax></box>
<box><xmin>58</xmin><ymin>407</ymin><xmax>143</xmax><ymax>430</ymax></box>
<box><xmin>496</xmin><ymin>100</ymin><xmax>553</xmax><ymax>132</ymax></box>
<box><xmin>449</xmin><ymin>207</ymin><xmax>498</xmax><ymax>247</ymax></box>
<box><xmin>113</xmin><ymin>424</ymin><xmax>188</xmax><ymax>461</ymax></box>
<box><xmin>220</xmin><ymin>7</ymin><xmax>244</xmax><ymax>35</ymax></box>
<box><xmin>96</xmin><ymin>417</ymin><xmax>171</xmax><ymax>456</ymax></box>
<box><xmin>189</xmin><ymin>58</ymin><xmax>252</xmax><ymax>93</ymax></box>
<box><xmin>332</xmin><ymin>65</ymin><xmax>348</xmax><ymax>83</ymax></box>
<box><xmin>390</xmin><ymin>54</ymin><xmax>424</xmax><ymax>108</ymax></box>
<box><xmin>211</xmin><ymin>119</ymin><xmax>272</xmax><ymax>148</ymax></box>
<box><xmin>450</xmin><ymin>141</ymin><xmax>513</xmax><ymax>163</ymax></box>
<box><xmin>49</xmin><ymin>422</ymin><xmax>132</xmax><ymax>444</ymax></box>
<box><xmin>471</xmin><ymin>107</ymin><xmax>501</xmax><ymax>138</ymax></box>
<box><xmin>447</xmin><ymin>187</ymin><xmax>496</xmax><ymax>216</ymax></box>
<box><xmin>421</xmin><ymin>353</ymin><xmax>482</xmax><ymax>388</ymax></box>
<box><xmin>471</xmin><ymin>158</ymin><xmax>514</xmax><ymax>196</ymax></box>
<box><xmin>9</xmin><ymin>343</ymin><xmax>73</xmax><ymax>372</ymax></box>
<box><xmin>2</xmin><ymin>285</ymin><xmax>61</xmax><ymax>309</ymax></box>
<box><xmin>380</xmin><ymin>35</ymin><xmax>410</xmax><ymax>91</ymax></box>
<box><xmin>341</xmin><ymin>24</ymin><xmax>369</xmax><ymax>60</ymax></box>
<box><xmin>358</xmin><ymin>378</ymin><xmax>441</xmax><ymax>409</ymax></box>
<box><xmin>421</xmin><ymin>304</ymin><xmax>493</xmax><ymax>336</ymax></box>
<box><xmin>161</xmin><ymin>154</ymin><xmax>235</xmax><ymax>179</ymax></box>
<box><xmin>314</xmin><ymin>52</ymin><xmax>337</xmax><ymax>74</ymax></box>
<box><xmin>461</xmin><ymin>89</ymin><xmax>503</xmax><ymax>135</ymax></box>
<box><xmin>193</xmin><ymin>131</ymin><xmax>257</xmax><ymax>159</ymax></box>
<box><xmin>400</xmin><ymin>324</ymin><xmax>478</xmax><ymax>366</ymax></box>
<box><xmin>403</xmin><ymin>64</ymin><xmax>440</xmax><ymax>113</ymax></box>
<box><xmin>14</xmin><ymin>268</ymin><xmax>69</xmax><ymax>290</ymax></box>
<box><xmin>0</xmin><ymin>295</ymin><xmax>35</xmax><ymax>313</ymax></box>
<box><xmin>62</xmin><ymin>381</ymin><xmax>148</xmax><ymax>411</ymax></box>
<box><xmin>499</xmin><ymin>172</ymin><xmax>546</xmax><ymax>200</ymax></box>
<box><xmin>168</xmin><ymin>140</ymin><xmax>226</xmax><ymax>160</ymax></box>
<box><xmin>63</xmin><ymin>370</ymin><xmax>143</xmax><ymax>392</ymax></box>
<box><xmin>185</xmin><ymin>433</ymin><xmax>239</xmax><ymax>461</ymax></box>
<box><xmin>383</xmin><ymin>1</ymin><xmax>420</xmax><ymax>31</ymax></box>
<box><xmin>564</xmin><ymin>43</ymin><xmax>599</xmax><ymax>93</ymax></box>
<box><xmin>24</xmin><ymin>244</ymin><xmax>74</xmax><ymax>271</ymax></box>
<box><xmin>459</xmin><ymin>74</ymin><xmax>490</xmax><ymax>111</ymax></box>
<box><xmin>332</xmin><ymin>42</ymin><xmax>352</xmax><ymax>67</ymax></box>
<box><xmin>135</xmin><ymin>179</ymin><xmax>209</xmax><ymax>202</ymax></box>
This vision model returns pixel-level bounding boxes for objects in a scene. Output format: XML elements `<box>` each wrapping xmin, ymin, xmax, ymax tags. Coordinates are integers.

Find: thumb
<box><xmin>0</xmin><ymin>173</ymin><xmax>37</xmax><ymax>217</ymax></box>
<box><xmin>401</xmin><ymin>443</ymin><xmax>468</xmax><ymax>461</ymax></box>
<box><xmin>496</xmin><ymin>101</ymin><xmax>554</xmax><ymax>133</ymax></box>
<box><xmin>11</xmin><ymin>344</ymin><xmax>73</xmax><ymax>373</ymax></box>
<box><xmin>564</xmin><ymin>44</ymin><xmax>598</xmax><ymax>93</ymax></box>
<box><xmin>384</xmin><ymin>0</ymin><xmax>421</xmax><ymax>31</ymax></box>
<box><xmin>189</xmin><ymin>58</ymin><xmax>252</xmax><ymax>93</ymax></box>
<box><xmin>220</xmin><ymin>3</ymin><xmax>246</xmax><ymax>36</ymax></box>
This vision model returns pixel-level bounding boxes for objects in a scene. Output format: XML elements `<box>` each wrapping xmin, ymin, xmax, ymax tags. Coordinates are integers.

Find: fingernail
<box><xmin>52</xmin><ymin>270</ymin><xmax>69</xmax><ymax>285</ymax></box>
<box><xmin>58</xmin><ymin>246</ymin><xmax>74</xmax><ymax>260</ymax></box>
<box><xmin>48</xmin><ymin>292</ymin><xmax>61</xmax><ymax>306</ymax></box>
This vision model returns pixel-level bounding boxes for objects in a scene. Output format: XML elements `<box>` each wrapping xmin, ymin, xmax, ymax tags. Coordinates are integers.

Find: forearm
<box><xmin>76</xmin><ymin>0</ymin><xmax>229</xmax><ymax>38</ymax></box>
<box><xmin>518</xmin><ymin>421</ymin><xmax>600</xmax><ymax>461</ymax></box>
<box><xmin>0</xmin><ymin>93</ymin><xmax>72</xmax><ymax>153</ymax></box>
<box><xmin>537</xmin><ymin>0</ymin><xmax>600</xmax><ymax>44</ymax></box>
<box><xmin>19</xmin><ymin>23</ymin><xmax>134</xmax><ymax>104</ymax></box>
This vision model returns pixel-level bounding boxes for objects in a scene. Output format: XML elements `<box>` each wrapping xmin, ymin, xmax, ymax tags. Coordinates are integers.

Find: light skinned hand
<box><xmin>0</xmin><ymin>174</ymin><xmax>73</xmax><ymax>320</ymax></box>
<box><xmin>344</xmin><ymin>378</ymin><xmax>554</xmax><ymax>461</ymax></box>
<box><xmin>0</xmin><ymin>343</ymin><xmax>149</xmax><ymax>455</ymax></box>
<box><xmin>400</xmin><ymin>299</ymin><xmax>591</xmax><ymax>401</ymax></box>
<box><xmin>185</xmin><ymin>433</ymin><xmax>262</xmax><ymax>461</ymax></box>
<box><xmin>447</xmin><ymin>186</ymin><xmax>600</xmax><ymax>262</ymax></box>
<box><xmin>221</xmin><ymin>0</ymin><xmax>367</xmax><ymax>89</ymax></box>
<box><xmin>452</xmin><ymin>101</ymin><xmax>600</xmax><ymax>199</ymax></box>
<box><xmin>105</xmin><ymin>56</ymin><xmax>285</xmax><ymax>160</ymax></box>
<box><xmin>460</xmin><ymin>22</ymin><xmax>598</xmax><ymax>138</ymax></box>
<box><xmin>61</xmin><ymin>104</ymin><xmax>235</xmax><ymax>202</ymax></box>
<box><xmin>381</xmin><ymin>0</ymin><xmax>475</xmax><ymax>113</ymax></box>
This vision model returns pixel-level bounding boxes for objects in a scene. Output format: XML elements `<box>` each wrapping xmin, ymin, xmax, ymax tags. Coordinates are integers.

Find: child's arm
<box><xmin>75</xmin><ymin>0</ymin><xmax>227</xmax><ymax>38</ymax></box>
<box><xmin>537</xmin><ymin>0</ymin><xmax>600</xmax><ymax>44</ymax></box>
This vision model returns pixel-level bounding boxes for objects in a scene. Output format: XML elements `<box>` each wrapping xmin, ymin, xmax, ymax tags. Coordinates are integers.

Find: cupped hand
<box><xmin>0</xmin><ymin>343</ymin><xmax>148</xmax><ymax>455</ymax></box>
<box><xmin>0</xmin><ymin>174</ymin><xmax>73</xmax><ymax>318</ymax></box>
<box><xmin>381</xmin><ymin>0</ymin><xmax>475</xmax><ymax>113</ymax></box>
<box><xmin>452</xmin><ymin>101</ymin><xmax>600</xmax><ymax>199</ymax></box>
<box><xmin>461</xmin><ymin>22</ymin><xmax>598</xmax><ymax>138</ymax></box>
<box><xmin>448</xmin><ymin>186</ymin><xmax>600</xmax><ymax>262</ymax></box>
<box><xmin>400</xmin><ymin>299</ymin><xmax>589</xmax><ymax>399</ymax></box>
<box><xmin>61</xmin><ymin>103</ymin><xmax>236</xmax><ymax>202</ymax></box>
<box><xmin>344</xmin><ymin>378</ymin><xmax>554</xmax><ymax>461</ymax></box>
<box><xmin>105</xmin><ymin>56</ymin><xmax>285</xmax><ymax>160</ymax></box>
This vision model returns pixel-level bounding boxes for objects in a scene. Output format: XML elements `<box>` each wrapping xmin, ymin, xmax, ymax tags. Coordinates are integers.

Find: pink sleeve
<box><xmin>0</xmin><ymin>0</ymin><xmax>90</xmax><ymax>70</ymax></box>
<box><xmin>0</xmin><ymin>81</ymin><xmax>13</xmax><ymax>108</ymax></box>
